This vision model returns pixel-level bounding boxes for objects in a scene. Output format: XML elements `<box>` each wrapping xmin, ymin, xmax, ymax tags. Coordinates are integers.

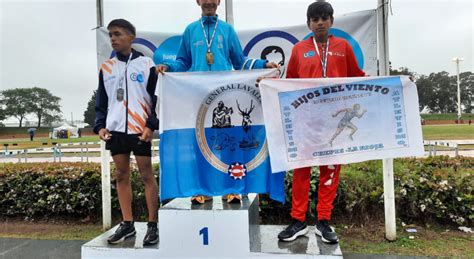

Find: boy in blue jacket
<box><xmin>157</xmin><ymin>0</ymin><xmax>278</xmax><ymax>204</ymax></box>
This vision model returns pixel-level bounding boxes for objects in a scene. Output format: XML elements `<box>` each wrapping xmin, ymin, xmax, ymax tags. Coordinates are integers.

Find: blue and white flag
<box><xmin>259</xmin><ymin>76</ymin><xmax>424</xmax><ymax>172</ymax></box>
<box><xmin>158</xmin><ymin>69</ymin><xmax>285</xmax><ymax>202</ymax></box>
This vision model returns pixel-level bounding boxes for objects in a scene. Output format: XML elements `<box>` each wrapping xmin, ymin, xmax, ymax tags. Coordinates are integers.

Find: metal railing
<box><xmin>423</xmin><ymin>140</ymin><xmax>459</xmax><ymax>157</ymax></box>
<box><xmin>1</xmin><ymin>140</ymin><xmax>160</xmax><ymax>163</ymax></box>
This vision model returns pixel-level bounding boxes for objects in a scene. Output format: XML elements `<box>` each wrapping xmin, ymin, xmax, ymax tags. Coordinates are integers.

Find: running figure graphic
<box><xmin>329</xmin><ymin>103</ymin><xmax>367</xmax><ymax>146</ymax></box>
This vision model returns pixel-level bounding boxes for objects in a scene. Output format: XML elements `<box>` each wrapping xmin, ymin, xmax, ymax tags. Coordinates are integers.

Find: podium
<box><xmin>82</xmin><ymin>194</ymin><xmax>342</xmax><ymax>258</ymax></box>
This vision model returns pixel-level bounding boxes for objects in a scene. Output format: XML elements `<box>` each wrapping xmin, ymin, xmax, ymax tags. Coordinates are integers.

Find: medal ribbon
<box><xmin>312</xmin><ymin>37</ymin><xmax>330</xmax><ymax>78</ymax></box>
<box><xmin>200</xmin><ymin>17</ymin><xmax>219</xmax><ymax>53</ymax></box>
<box><xmin>118</xmin><ymin>52</ymin><xmax>133</xmax><ymax>89</ymax></box>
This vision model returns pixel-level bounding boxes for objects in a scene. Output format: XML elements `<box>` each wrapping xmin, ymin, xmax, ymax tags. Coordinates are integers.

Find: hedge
<box><xmin>0</xmin><ymin>163</ymin><xmax>156</xmax><ymax>220</ymax></box>
<box><xmin>0</xmin><ymin>156</ymin><xmax>472</xmax><ymax>226</ymax></box>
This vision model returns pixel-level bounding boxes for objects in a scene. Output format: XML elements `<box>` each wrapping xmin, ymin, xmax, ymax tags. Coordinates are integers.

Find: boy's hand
<box><xmin>139</xmin><ymin>127</ymin><xmax>154</xmax><ymax>142</ymax></box>
<box><xmin>99</xmin><ymin>128</ymin><xmax>112</xmax><ymax>141</ymax></box>
<box><xmin>255</xmin><ymin>65</ymin><xmax>281</xmax><ymax>87</ymax></box>
<box><xmin>265</xmin><ymin>62</ymin><xmax>279</xmax><ymax>69</ymax></box>
<box><xmin>156</xmin><ymin>64</ymin><xmax>169</xmax><ymax>74</ymax></box>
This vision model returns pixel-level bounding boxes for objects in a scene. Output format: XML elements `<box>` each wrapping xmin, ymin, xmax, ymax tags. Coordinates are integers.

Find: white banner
<box><xmin>97</xmin><ymin>9</ymin><xmax>377</xmax><ymax>76</ymax></box>
<box><xmin>259</xmin><ymin>76</ymin><xmax>424</xmax><ymax>172</ymax></box>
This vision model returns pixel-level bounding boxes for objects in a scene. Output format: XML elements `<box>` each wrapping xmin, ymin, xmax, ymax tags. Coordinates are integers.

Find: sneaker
<box><xmin>191</xmin><ymin>195</ymin><xmax>213</xmax><ymax>204</ymax></box>
<box><xmin>315</xmin><ymin>220</ymin><xmax>339</xmax><ymax>244</ymax></box>
<box><xmin>222</xmin><ymin>194</ymin><xmax>241</xmax><ymax>204</ymax></box>
<box><xmin>107</xmin><ymin>222</ymin><xmax>136</xmax><ymax>244</ymax></box>
<box><xmin>277</xmin><ymin>219</ymin><xmax>308</xmax><ymax>242</ymax></box>
<box><xmin>143</xmin><ymin>222</ymin><xmax>158</xmax><ymax>246</ymax></box>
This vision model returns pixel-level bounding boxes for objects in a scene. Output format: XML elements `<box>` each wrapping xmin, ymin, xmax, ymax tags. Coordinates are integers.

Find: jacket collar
<box><xmin>116</xmin><ymin>48</ymin><xmax>142</xmax><ymax>62</ymax></box>
<box><xmin>201</xmin><ymin>15</ymin><xmax>218</xmax><ymax>24</ymax></box>
<box><xmin>309</xmin><ymin>34</ymin><xmax>334</xmax><ymax>43</ymax></box>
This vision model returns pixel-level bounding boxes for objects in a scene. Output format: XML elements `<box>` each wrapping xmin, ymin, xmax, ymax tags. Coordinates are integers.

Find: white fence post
<box><xmin>382</xmin><ymin>158</ymin><xmax>396</xmax><ymax>240</ymax></box>
<box><xmin>58</xmin><ymin>144</ymin><xmax>62</xmax><ymax>163</ymax></box>
<box><xmin>378</xmin><ymin>0</ymin><xmax>396</xmax><ymax>241</ymax></box>
<box><xmin>100</xmin><ymin>141</ymin><xmax>112</xmax><ymax>230</ymax></box>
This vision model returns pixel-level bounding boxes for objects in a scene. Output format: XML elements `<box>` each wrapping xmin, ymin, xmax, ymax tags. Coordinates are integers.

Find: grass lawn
<box><xmin>339</xmin><ymin>224</ymin><xmax>473</xmax><ymax>257</ymax></box>
<box><xmin>421</xmin><ymin>113</ymin><xmax>473</xmax><ymax>120</ymax></box>
<box><xmin>0</xmin><ymin>125</ymin><xmax>471</xmax><ymax>150</ymax></box>
<box><xmin>0</xmin><ymin>220</ymin><xmax>102</xmax><ymax>240</ymax></box>
<box><xmin>422</xmin><ymin>124</ymin><xmax>473</xmax><ymax>140</ymax></box>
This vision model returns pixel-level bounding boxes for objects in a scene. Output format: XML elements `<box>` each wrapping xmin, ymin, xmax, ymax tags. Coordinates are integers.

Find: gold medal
<box><xmin>206</xmin><ymin>51</ymin><xmax>214</xmax><ymax>65</ymax></box>
<box><xmin>200</xmin><ymin>17</ymin><xmax>219</xmax><ymax>66</ymax></box>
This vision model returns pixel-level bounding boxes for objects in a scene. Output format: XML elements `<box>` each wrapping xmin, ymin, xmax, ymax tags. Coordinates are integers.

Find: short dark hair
<box><xmin>107</xmin><ymin>19</ymin><xmax>136</xmax><ymax>36</ymax></box>
<box><xmin>307</xmin><ymin>2</ymin><xmax>334</xmax><ymax>22</ymax></box>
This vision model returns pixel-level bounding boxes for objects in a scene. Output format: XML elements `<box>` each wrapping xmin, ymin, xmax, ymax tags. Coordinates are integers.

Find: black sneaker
<box><xmin>315</xmin><ymin>220</ymin><xmax>339</xmax><ymax>244</ymax></box>
<box><xmin>143</xmin><ymin>222</ymin><xmax>159</xmax><ymax>246</ymax></box>
<box><xmin>107</xmin><ymin>222</ymin><xmax>136</xmax><ymax>244</ymax></box>
<box><xmin>277</xmin><ymin>219</ymin><xmax>309</xmax><ymax>242</ymax></box>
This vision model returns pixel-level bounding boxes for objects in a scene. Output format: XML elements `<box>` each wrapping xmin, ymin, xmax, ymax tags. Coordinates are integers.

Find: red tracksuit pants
<box><xmin>290</xmin><ymin>165</ymin><xmax>341</xmax><ymax>221</ymax></box>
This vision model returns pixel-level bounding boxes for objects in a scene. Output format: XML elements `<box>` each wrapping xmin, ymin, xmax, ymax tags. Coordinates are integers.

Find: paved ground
<box><xmin>0</xmin><ymin>238</ymin><xmax>85</xmax><ymax>259</ymax></box>
<box><xmin>0</xmin><ymin>238</ymin><xmax>432</xmax><ymax>259</ymax></box>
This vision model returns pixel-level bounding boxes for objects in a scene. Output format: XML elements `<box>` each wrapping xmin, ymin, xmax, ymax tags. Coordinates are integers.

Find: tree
<box><xmin>42</xmin><ymin>113</ymin><xmax>62</xmax><ymax>127</ymax></box>
<box><xmin>0</xmin><ymin>88</ymin><xmax>34</xmax><ymax>127</ymax></box>
<box><xmin>459</xmin><ymin>71</ymin><xmax>473</xmax><ymax>113</ymax></box>
<box><xmin>0</xmin><ymin>103</ymin><xmax>6</xmax><ymax>122</ymax></box>
<box><xmin>430</xmin><ymin>71</ymin><xmax>456</xmax><ymax>113</ymax></box>
<box><xmin>389</xmin><ymin>67</ymin><xmax>427</xmax><ymax>110</ymax></box>
<box><xmin>388</xmin><ymin>66</ymin><xmax>473</xmax><ymax>114</ymax></box>
<box><xmin>415</xmin><ymin>75</ymin><xmax>436</xmax><ymax>112</ymax></box>
<box><xmin>390</xmin><ymin>66</ymin><xmax>416</xmax><ymax>78</ymax></box>
<box><xmin>29</xmin><ymin>87</ymin><xmax>62</xmax><ymax>127</ymax></box>
<box><xmin>83</xmin><ymin>90</ymin><xmax>97</xmax><ymax>127</ymax></box>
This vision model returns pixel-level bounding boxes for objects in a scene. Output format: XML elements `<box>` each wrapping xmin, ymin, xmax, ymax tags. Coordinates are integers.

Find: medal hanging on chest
<box><xmin>200</xmin><ymin>17</ymin><xmax>219</xmax><ymax>66</ymax></box>
<box><xmin>116</xmin><ymin>53</ymin><xmax>133</xmax><ymax>102</ymax></box>
<box><xmin>206</xmin><ymin>51</ymin><xmax>214</xmax><ymax>65</ymax></box>
<box><xmin>116</xmin><ymin>88</ymin><xmax>124</xmax><ymax>101</ymax></box>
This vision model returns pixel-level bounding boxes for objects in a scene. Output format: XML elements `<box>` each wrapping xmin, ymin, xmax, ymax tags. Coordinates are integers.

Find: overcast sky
<box><xmin>1</xmin><ymin>0</ymin><xmax>472</xmax><ymax>124</ymax></box>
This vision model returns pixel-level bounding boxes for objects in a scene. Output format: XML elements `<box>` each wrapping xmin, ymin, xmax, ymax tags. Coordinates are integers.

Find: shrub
<box><xmin>0</xmin><ymin>158</ymin><xmax>472</xmax><ymax>226</ymax></box>
<box><xmin>0</xmin><ymin>163</ymin><xmax>102</xmax><ymax>217</ymax></box>
<box><xmin>394</xmin><ymin>156</ymin><xmax>473</xmax><ymax>226</ymax></box>
<box><xmin>0</xmin><ymin>163</ymin><xmax>160</xmax><ymax>219</ymax></box>
<box><xmin>260</xmin><ymin>156</ymin><xmax>473</xmax><ymax>226</ymax></box>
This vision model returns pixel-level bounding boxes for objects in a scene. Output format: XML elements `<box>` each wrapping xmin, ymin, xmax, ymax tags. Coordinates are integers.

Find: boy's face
<box><xmin>108</xmin><ymin>26</ymin><xmax>134</xmax><ymax>54</ymax></box>
<box><xmin>308</xmin><ymin>15</ymin><xmax>334</xmax><ymax>40</ymax></box>
<box><xmin>197</xmin><ymin>0</ymin><xmax>220</xmax><ymax>16</ymax></box>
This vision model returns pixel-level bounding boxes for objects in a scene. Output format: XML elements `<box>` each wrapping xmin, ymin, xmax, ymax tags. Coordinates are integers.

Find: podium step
<box><xmin>255</xmin><ymin>225</ymin><xmax>342</xmax><ymax>257</ymax></box>
<box><xmin>82</xmin><ymin>195</ymin><xmax>342</xmax><ymax>258</ymax></box>
<box><xmin>81</xmin><ymin>222</ymin><xmax>158</xmax><ymax>258</ymax></box>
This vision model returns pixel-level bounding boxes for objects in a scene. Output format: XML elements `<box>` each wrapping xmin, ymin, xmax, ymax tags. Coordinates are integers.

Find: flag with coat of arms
<box><xmin>157</xmin><ymin>69</ymin><xmax>285</xmax><ymax>202</ymax></box>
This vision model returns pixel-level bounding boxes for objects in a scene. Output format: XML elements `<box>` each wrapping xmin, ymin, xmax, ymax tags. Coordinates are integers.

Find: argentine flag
<box><xmin>158</xmin><ymin>69</ymin><xmax>285</xmax><ymax>202</ymax></box>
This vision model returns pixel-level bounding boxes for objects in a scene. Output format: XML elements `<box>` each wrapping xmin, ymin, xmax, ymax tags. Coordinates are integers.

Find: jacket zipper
<box><xmin>125</xmin><ymin>61</ymin><xmax>129</xmax><ymax>134</ymax></box>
